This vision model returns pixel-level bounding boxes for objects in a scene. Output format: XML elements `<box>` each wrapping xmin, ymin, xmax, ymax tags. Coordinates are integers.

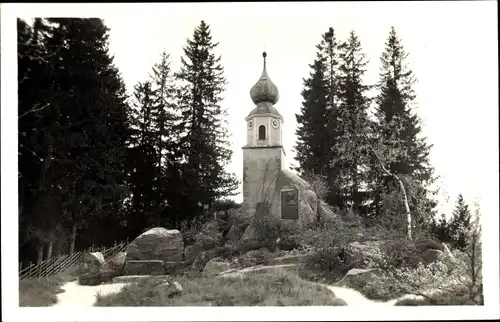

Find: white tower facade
<box><xmin>242</xmin><ymin>52</ymin><xmax>286</xmax><ymax>219</ymax></box>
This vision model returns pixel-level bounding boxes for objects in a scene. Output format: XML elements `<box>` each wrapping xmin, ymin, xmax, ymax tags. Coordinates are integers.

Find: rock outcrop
<box><xmin>336</xmin><ymin>268</ymin><xmax>384</xmax><ymax>289</ymax></box>
<box><xmin>82</xmin><ymin>252</ymin><xmax>105</xmax><ymax>273</ymax></box>
<box><xmin>270</xmin><ymin>169</ymin><xmax>318</xmax><ymax>230</ymax></box>
<box><xmin>153</xmin><ymin>281</ymin><xmax>183</xmax><ymax>298</ymax></box>
<box><xmin>203</xmin><ymin>259</ymin><xmax>231</xmax><ymax>276</ymax></box>
<box><xmin>126</xmin><ymin>228</ymin><xmax>184</xmax><ymax>262</ymax></box>
<box><xmin>107</xmin><ymin>252</ymin><xmax>127</xmax><ymax>274</ymax></box>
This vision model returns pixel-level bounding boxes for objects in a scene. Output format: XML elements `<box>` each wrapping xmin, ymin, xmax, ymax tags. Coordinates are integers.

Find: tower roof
<box><xmin>249</xmin><ymin>52</ymin><xmax>279</xmax><ymax>105</ymax></box>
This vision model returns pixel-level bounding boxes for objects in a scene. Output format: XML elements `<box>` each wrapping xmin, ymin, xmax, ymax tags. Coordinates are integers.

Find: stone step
<box><xmin>123</xmin><ymin>260</ymin><xmax>165</xmax><ymax>276</ymax></box>
<box><xmin>112</xmin><ymin>275</ymin><xmax>171</xmax><ymax>284</ymax></box>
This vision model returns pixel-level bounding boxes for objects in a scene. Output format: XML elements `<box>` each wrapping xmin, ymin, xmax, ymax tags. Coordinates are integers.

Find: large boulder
<box><xmin>268</xmin><ymin>253</ymin><xmax>314</xmax><ymax>266</ymax></box>
<box><xmin>270</xmin><ymin>169</ymin><xmax>318</xmax><ymax>230</ymax></box>
<box><xmin>203</xmin><ymin>259</ymin><xmax>231</xmax><ymax>276</ymax></box>
<box><xmin>336</xmin><ymin>268</ymin><xmax>384</xmax><ymax>289</ymax></box>
<box><xmin>317</xmin><ymin>200</ymin><xmax>341</xmax><ymax>224</ymax></box>
<box><xmin>126</xmin><ymin>228</ymin><xmax>184</xmax><ymax>262</ymax></box>
<box><xmin>153</xmin><ymin>281</ymin><xmax>183</xmax><ymax>298</ymax></box>
<box><xmin>241</xmin><ymin>170</ymin><xmax>320</xmax><ymax>242</ymax></box>
<box><xmin>163</xmin><ymin>261</ymin><xmax>191</xmax><ymax>276</ymax></box>
<box><xmin>82</xmin><ymin>252</ymin><xmax>105</xmax><ymax>273</ymax></box>
<box><xmin>414</xmin><ymin>239</ymin><xmax>444</xmax><ymax>253</ymax></box>
<box><xmin>107</xmin><ymin>252</ymin><xmax>127</xmax><ymax>274</ymax></box>
<box><xmin>225</xmin><ymin>225</ymin><xmax>241</xmax><ymax>243</ymax></box>
<box><xmin>78</xmin><ymin>266</ymin><xmax>120</xmax><ymax>286</ymax></box>
<box><xmin>421</xmin><ymin>249</ymin><xmax>444</xmax><ymax>265</ymax></box>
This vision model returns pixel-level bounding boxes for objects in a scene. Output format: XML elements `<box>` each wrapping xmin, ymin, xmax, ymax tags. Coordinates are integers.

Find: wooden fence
<box><xmin>19</xmin><ymin>240</ymin><xmax>129</xmax><ymax>280</ymax></box>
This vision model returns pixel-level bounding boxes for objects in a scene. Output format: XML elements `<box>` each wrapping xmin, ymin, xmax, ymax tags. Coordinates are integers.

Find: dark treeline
<box><xmin>18</xmin><ymin>18</ymin><xmax>238</xmax><ymax>264</ymax></box>
<box><xmin>294</xmin><ymin>27</ymin><xmax>470</xmax><ymax>241</ymax></box>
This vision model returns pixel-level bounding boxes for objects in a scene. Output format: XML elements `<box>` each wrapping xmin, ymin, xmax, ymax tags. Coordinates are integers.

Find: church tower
<box><xmin>242</xmin><ymin>52</ymin><xmax>285</xmax><ymax>219</ymax></box>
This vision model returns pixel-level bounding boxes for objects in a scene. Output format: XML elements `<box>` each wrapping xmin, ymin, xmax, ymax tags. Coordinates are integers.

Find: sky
<box><xmin>97</xmin><ymin>1</ymin><xmax>498</xmax><ymax>217</ymax></box>
<box><xmin>4</xmin><ymin>2</ymin><xmax>499</xmax><ymax>215</ymax></box>
<box><xmin>1</xmin><ymin>2</ymin><xmax>499</xmax><ymax>320</ymax></box>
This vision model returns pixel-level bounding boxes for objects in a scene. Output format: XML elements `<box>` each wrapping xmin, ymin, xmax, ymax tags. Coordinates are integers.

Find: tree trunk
<box><xmin>69</xmin><ymin>224</ymin><xmax>77</xmax><ymax>255</ymax></box>
<box><xmin>394</xmin><ymin>175</ymin><xmax>412</xmax><ymax>240</ymax></box>
<box><xmin>46</xmin><ymin>240</ymin><xmax>53</xmax><ymax>261</ymax></box>
<box><xmin>36</xmin><ymin>243</ymin><xmax>44</xmax><ymax>264</ymax></box>
<box><xmin>361</xmin><ymin>132</ymin><xmax>412</xmax><ymax>240</ymax></box>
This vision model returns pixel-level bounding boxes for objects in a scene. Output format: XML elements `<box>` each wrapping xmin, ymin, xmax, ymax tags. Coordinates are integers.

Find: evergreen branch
<box><xmin>18</xmin><ymin>103</ymin><xmax>50</xmax><ymax>119</ymax></box>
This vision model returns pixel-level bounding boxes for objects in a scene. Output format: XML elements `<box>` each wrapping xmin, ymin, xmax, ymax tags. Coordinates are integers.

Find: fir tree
<box><xmin>370</xmin><ymin>26</ymin><xmax>436</xmax><ymax>229</ymax></box>
<box><xmin>44</xmin><ymin>18</ymin><xmax>129</xmax><ymax>250</ymax></box>
<box><xmin>175</xmin><ymin>20</ymin><xmax>238</xmax><ymax>221</ymax></box>
<box><xmin>449</xmin><ymin>194</ymin><xmax>472</xmax><ymax>250</ymax></box>
<box><xmin>334</xmin><ymin>30</ymin><xmax>372</xmax><ymax>213</ymax></box>
<box><xmin>18</xmin><ymin>18</ymin><xmax>67</xmax><ymax>262</ymax></box>
<box><xmin>148</xmin><ymin>51</ymin><xmax>180</xmax><ymax>226</ymax></box>
<box><xmin>294</xmin><ymin>59</ymin><xmax>329</xmax><ymax>177</ymax></box>
<box><xmin>126</xmin><ymin>80</ymin><xmax>161</xmax><ymax>235</ymax></box>
<box><xmin>295</xmin><ymin>27</ymin><xmax>343</xmax><ymax>207</ymax></box>
<box><xmin>18</xmin><ymin>18</ymin><xmax>130</xmax><ymax>260</ymax></box>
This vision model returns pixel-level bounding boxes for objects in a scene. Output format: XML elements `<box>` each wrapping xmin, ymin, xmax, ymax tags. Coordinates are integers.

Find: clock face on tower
<box><xmin>248</xmin><ymin>120</ymin><xmax>253</xmax><ymax>130</ymax></box>
<box><xmin>271</xmin><ymin>118</ymin><xmax>280</xmax><ymax>129</ymax></box>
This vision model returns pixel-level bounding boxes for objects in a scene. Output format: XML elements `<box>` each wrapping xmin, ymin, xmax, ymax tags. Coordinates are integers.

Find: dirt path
<box><xmin>326</xmin><ymin>285</ymin><xmax>423</xmax><ymax>306</ymax></box>
<box><xmin>54</xmin><ymin>281</ymin><xmax>130</xmax><ymax>307</ymax></box>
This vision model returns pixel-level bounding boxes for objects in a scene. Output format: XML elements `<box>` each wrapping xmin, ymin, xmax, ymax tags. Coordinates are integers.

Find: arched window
<box><xmin>258</xmin><ymin>125</ymin><xmax>266</xmax><ymax>140</ymax></box>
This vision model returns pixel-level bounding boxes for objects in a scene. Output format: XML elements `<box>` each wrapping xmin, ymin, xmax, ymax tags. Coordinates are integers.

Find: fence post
<box><xmin>37</xmin><ymin>261</ymin><xmax>42</xmax><ymax>278</ymax></box>
<box><xmin>28</xmin><ymin>261</ymin><xmax>32</xmax><ymax>278</ymax></box>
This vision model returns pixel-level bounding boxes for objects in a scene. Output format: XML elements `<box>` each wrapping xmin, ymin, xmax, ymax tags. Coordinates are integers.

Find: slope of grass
<box><xmin>95</xmin><ymin>269</ymin><xmax>345</xmax><ymax>306</ymax></box>
<box><xmin>19</xmin><ymin>266</ymin><xmax>80</xmax><ymax>307</ymax></box>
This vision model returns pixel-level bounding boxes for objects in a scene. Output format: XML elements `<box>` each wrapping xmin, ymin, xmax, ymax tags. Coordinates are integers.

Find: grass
<box><xmin>95</xmin><ymin>269</ymin><xmax>345</xmax><ymax>306</ymax></box>
<box><xmin>19</xmin><ymin>266</ymin><xmax>80</xmax><ymax>307</ymax></box>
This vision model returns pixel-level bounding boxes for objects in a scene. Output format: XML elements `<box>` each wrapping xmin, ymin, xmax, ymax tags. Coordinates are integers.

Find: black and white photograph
<box><xmin>1</xmin><ymin>1</ymin><xmax>499</xmax><ymax>321</ymax></box>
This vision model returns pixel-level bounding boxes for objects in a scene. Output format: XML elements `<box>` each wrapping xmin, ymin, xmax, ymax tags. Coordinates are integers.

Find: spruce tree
<box><xmin>18</xmin><ymin>18</ymin><xmax>65</xmax><ymax>262</ymax></box>
<box><xmin>126</xmin><ymin>80</ymin><xmax>161</xmax><ymax>235</ymax></box>
<box><xmin>294</xmin><ymin>59</ymin><xmax>328</xmax><ymax>177</ymax></box>
<box><xmin>295</xmin><ymin>27</ymin><xmax>343</xmax><ymax>207</ymax></box>
<box><xmin>370</xmin><ymin>26</ymin><xmax>436</xmax><ymax>230</ymax></box>
<box><xmin>449</xmin><ymin>194</ymin><xmax>472</xmax><ymax>250</ymax></box>
<box><xmin>319</xmin><ymin>28</ymin><xmax>343</xmax><ymax>207</ymax></box>
<box><xmin>149</xmin><ymin>51</ymin><xmax>180</xmax><ymax>226</ymax></box>
<box><xmin>334</xmin><ymin>31</ymin><xmax>372</xmax><ymax>213</ymax></box>
<box><xmin>175</xmin><ymin>20</ymin><xmax>238</xmax><ymax>221</ymax></box>
<box><xmin>44</xmin><ymin>18</ymin><xmax>129</xmax><ymax>248</ymax></box>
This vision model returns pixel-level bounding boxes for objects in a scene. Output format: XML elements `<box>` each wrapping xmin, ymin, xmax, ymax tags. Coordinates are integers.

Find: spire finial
<box><xmin>263</xmin><ymin>51</ymin><xmax>267</xmax><ymax>66</ymax></box>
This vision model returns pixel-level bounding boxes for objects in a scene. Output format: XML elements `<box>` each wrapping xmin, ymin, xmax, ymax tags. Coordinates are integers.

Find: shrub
<box><xmin>78</xmin><ymin>271</ymin><xmax>103</xmax><ymax>286</ymax></box>
<box><xmin>378</xmin><ymin>239</ymin><xmax>421</xmax><ymax>269</ymax></box>
<box><xmin>295</xmin><ymin>220</ymin><xmax>362</xmax><ymax>283</ymax></box>
<box><xmin>19</xmin><ymin>275</ymin><xmax>67</xmax><ymax>307</ymax></box>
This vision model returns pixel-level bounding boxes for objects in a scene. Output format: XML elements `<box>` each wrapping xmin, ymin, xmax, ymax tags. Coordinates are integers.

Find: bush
<box><xmin>78</xmin><ymin>269</ymin><xmax>119</xmax><ymax>286</ymax></box>
<box><xmin>19</xmin><ymin>275</ymin><xmax>67</xmax><ymax>307</ymax></box>
<box><xmin>78</xmin><ymin>271</ymin><xmax>103</xmax><ymax>286</ymax></box>
<box><xmin>378</xmin><ymin>239</ymin><xmax>421</xmax><ymax>269</ymax></box>
<box><xmin>358</xmin><ymin>257</ymin><xmax>480</xmax><ymax>304</ymax></box>
<box><xmin>295</xmin><ymin>220</ymin><xmax>363</xmax><ymax>283</ymax></box>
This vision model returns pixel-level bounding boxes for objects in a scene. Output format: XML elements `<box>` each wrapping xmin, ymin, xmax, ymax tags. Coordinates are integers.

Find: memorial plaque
<box><xmin>281</xmin><ymin>189</ymin><xmax>299</xmax><ymax>219</ymax></box>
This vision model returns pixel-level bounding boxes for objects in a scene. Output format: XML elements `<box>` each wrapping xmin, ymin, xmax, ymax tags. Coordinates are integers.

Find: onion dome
<box><xmin>249</xmin><ymin>52</ymin><xmax>279</xmax><ymax>105</ymax></box>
